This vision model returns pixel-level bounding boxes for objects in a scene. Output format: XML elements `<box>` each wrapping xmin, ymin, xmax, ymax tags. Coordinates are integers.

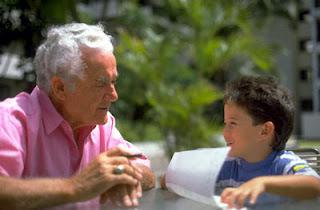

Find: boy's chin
<box><xmin>227</xmin><ymin>150</ymin><xmax>240</xmax><ymax>158</ymax></box>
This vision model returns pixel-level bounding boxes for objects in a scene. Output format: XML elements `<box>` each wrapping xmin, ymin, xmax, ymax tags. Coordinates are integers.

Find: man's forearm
<box><xmin>0</xmin><ymin>176</ymin><xmax>76</xmax><ymax>210</ymax></box>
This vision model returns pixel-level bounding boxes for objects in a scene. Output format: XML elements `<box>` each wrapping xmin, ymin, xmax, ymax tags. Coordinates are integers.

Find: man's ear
<box><xmin>261</xmin><ymin>121</ymin><xmax>275</xmax><ymax>137</ymax></box>
<box><xmin>50</xmin><ymin>76</ymin><xmax>67</xmax><ymax>101</ymax></box>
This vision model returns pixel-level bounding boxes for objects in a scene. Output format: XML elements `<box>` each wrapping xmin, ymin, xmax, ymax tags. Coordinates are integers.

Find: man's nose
<box><xmin>110</xmin><ymin>88</ymin><xmax>118</xmax><ymax>102</ymax></box>
<box><xmin>108</xmin><ymin>85</ymin><xmax>118</xmax><ymax>102</ymax></box>
<box><xmin>104</xmin><ymin>84</ymin><xmax>118</xmax><ymax>102</ymax></box>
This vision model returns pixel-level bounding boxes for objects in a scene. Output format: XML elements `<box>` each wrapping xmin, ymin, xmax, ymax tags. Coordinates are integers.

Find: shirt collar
<box><xmin>238</xmin><ymin>151</ymin><xmax>278</xmax><ymax>171</ymax></box>
<box><xmin>33</xmin><ymin>86</ymin><xmax>64</xmax><ymax>134</ymax></box>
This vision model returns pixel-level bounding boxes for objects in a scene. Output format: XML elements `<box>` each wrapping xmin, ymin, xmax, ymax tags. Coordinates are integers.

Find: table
<box><xmin>101</xmin><ymin>188</ymin><xmax>320</xmax><ymax>210</ymax></box>
<box><xmin>102</xmin><ymin>188</ymin><xmax>219</xmax><ymax>210</ymax></box>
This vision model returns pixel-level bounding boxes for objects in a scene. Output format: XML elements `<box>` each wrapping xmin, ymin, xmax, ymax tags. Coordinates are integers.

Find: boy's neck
<box><xmin>243</xmin><ymin>147</ymin><xmax>273</xmax><ymax>163</ymax></box>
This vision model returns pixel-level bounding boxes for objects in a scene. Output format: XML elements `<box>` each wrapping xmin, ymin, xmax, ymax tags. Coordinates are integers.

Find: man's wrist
<box><xmin>64</xmin><ymin>178</ymin><xmax>81</xmax><ymax>203</ymax></box>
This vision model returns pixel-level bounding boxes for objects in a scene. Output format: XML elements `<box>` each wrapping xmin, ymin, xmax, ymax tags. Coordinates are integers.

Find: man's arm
<box><xmin>0</xmin><ymin>176</ymin><xmax>75</xmax><ymax>210</ymax></box>
<box><xmin>221</xmin><ymin>175</ymin><xmax>320</xmax><ymax>208</ymax></box>
<box><xmin>0</xmin><ymin>147</ymin><xmax>142</xmax><ymax>210</ymax></box>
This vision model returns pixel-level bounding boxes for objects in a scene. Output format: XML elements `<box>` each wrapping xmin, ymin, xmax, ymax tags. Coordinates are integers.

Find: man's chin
<box><xmin>93</xmin><ymin>116</ymin><xmax>108</xmax><ymax>125</ymax></box>
<box><xmin>98</xmin><ymin>118</ymin><xmax>108</xmax><ymax>125</ymax></box>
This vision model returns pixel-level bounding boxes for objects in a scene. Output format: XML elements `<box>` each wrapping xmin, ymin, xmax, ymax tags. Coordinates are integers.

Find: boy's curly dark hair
<box><xmin>224</xmin><ymin>76</ymin><xmax>295</xmax><ymax>151</ymax></box>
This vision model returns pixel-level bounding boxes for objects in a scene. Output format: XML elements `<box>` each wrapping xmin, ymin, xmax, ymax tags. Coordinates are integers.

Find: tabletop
<box><xmin>100</xmin><ymin>188</ymin><xmax>320</xmax><ymax>210</ymax></box>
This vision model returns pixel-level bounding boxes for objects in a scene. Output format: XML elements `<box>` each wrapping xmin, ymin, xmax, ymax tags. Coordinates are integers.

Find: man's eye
<box><xmin>96</xmin><ymin>84</ymin><xmax>106</xmax><ymax>88</ymax></box>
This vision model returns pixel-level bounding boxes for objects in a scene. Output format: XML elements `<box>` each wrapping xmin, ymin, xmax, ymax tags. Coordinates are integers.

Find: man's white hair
<box><xmin>34</xmin><ymin>23</ymin><xmax>114</xmax><ymax>93</ymax></box>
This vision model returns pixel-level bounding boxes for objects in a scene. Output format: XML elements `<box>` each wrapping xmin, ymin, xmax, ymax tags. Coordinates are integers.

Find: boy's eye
<box><xmin>224</xmin><ymin>122</ymin><xmax>237</xmax><ymax>129</ymax></box>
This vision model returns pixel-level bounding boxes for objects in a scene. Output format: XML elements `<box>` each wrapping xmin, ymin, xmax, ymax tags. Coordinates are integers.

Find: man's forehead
<box><xmin>82</xmin><ymin>47</ymin><xmax>116</xmax><ymax>66</ymax></box>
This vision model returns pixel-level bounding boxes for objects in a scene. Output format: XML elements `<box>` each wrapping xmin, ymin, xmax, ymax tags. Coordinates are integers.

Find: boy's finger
<box><xmin>250</xmin><ymin>191</ymin><xmax>259</xmax><ymax>205</ymax></box>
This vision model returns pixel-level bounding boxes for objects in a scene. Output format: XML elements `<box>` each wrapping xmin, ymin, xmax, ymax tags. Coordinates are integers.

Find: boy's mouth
<box><xmin>226</xmin><ymin>142</ymin><xmax>233</xmax><ymax>146</ymax></box>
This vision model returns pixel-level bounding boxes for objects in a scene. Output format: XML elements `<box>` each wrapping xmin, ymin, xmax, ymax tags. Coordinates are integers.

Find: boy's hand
<box><xmin>220</xmin><ymin>177</ymin><xmax>267</xmax><ymax>208</ymax></box>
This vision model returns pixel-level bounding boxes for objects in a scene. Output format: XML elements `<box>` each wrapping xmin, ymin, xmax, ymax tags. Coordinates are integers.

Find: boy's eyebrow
<box><xmin>225</xmin><ymin>116</ymin><xmax>238</xmax><ymax>120</ymax></box>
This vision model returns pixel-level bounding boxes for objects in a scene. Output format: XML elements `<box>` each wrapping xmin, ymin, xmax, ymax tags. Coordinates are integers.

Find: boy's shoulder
<box><xmin>273</xmin><ymin>150</ymin><xmax>318</xmax><ymax>176</ymax></box>
<box><xmin>274</xmin><ymin>150</ymin><xmax>300</xmax><ymax>161</ymax></box>
<box><xmin>272</xmin><ymin>150</ymin><xmax>299</xmax><ymax>166</ymax></box>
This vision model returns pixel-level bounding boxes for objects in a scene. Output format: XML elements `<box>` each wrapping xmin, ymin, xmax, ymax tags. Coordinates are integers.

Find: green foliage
<box><xmin>111</xmin><ymin>0</ymin><xmax>278</xmax><ymax>156</ymax></box>
<box><xmin>0</xmin><ymin>0</ymin><xmax>298</xmax><ymax>157</ymax></box>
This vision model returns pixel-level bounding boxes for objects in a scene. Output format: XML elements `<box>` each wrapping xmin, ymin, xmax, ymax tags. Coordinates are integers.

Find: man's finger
<box><xmin>117</xmin><ymin>185</ymin><xmax>131</xmax><ymax>207</ymax></box>
<box><xmin>99</xmin><ymin>191</ymin><xmax>109</xmax><ymax>204</ymax></box>
<box><xmin>110</xmin><ymin>164</ymin><xmax>142</xmax><ymax>181</ymax></box>
<box><xmin>128</xmin><ymin>185</ymin><xmax>139</xmax><ymax>206</ymax></box>
<box><xmin>106</xmin><ymin>147</ymin><xmax>134</xmax><ymax>157</ymax></box>
<box><xmin>111</xmin><ymin>173</ymin><xmax>139</xmax><ymax>186</ymax></box>
<box><xmin>136</xmin><ymin>183</ymin><xmax>142</xmax><ymax>198</ymax></box>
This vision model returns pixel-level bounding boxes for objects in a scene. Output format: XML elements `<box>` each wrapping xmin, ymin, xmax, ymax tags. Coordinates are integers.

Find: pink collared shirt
<box><xmin>0</xmin><ymin>86</ymin><xmax>150</xmax><ymax>178</ymax></box>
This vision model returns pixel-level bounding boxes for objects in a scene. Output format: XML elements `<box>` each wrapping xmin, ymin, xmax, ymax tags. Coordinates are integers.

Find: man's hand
<box><xmin>99</xmin><ymin>160</ymin><xmax>154</xmax><ymax>207</ymax></box>
<box><xmin>99</xmin><ymin>183</ymin><xmax>142</xmax><ymax>207</ymax></box>
<box><xmin>220</xmin><ymin>177</ymin><xmax>266</xmax><ymax>209</ymax></box>
<box><xmin>69</xmin><ymin>147</ymin><xmax>143</xmax><ymax>202</ymax></box>
<box><xmin>132</xmin><ymin>163</ymin><xmax>155</xmax><ymax>190</ymax></box>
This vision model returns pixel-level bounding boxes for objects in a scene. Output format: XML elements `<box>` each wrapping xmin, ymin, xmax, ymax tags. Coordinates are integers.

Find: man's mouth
<box><xmin>98</xmin><ymin>107</ymin><xmax>109</xmax><ymax>111</ymax></box>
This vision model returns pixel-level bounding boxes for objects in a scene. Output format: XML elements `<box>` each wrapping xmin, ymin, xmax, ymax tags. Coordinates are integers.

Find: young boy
<box><xmin>219</xmin><ymin>75</ymin><xmax>320</xmax><ymax>208</ymax></box>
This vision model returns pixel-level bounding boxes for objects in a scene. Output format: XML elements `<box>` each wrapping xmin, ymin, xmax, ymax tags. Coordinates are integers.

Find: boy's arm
<box><xmin>262</xmin><ymin>175</ymin><xmax>320</xmax><ymax>199</ymax></box>
<box><xmin>221</xmin><ymin>175</ymin><xmax>320</xmax><ymax>209</ymax></box>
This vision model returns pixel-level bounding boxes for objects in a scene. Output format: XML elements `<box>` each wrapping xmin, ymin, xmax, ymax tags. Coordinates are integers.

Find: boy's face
<box><xmin>223</xmin><ymin>102</ymin><xmax>265</xmax><ymax>161</ymax></box>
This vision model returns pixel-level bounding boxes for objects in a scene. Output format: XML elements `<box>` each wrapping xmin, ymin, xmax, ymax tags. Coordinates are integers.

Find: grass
<box><xmin>297</xmin><ymin>139</ymin><xmax>320</xmax><ymax>150</ymax></box>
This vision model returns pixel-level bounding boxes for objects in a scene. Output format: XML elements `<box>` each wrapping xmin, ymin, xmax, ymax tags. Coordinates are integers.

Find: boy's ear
<box><xmin>50</xmin><ymin>76</ymin><xmax>67</xmax><ymax>101</ymax></box>
<box><xmin>261</xmin><ymin>121</ymin><xmax>275</xmax><ymax>137</ymax></box>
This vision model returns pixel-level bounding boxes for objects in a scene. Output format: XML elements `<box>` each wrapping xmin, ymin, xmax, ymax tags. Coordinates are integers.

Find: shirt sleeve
<box><xmin>104</xmin><ymin>113</ymin><xmax>151</xmax><ymax>168</ymax></box>
<box><xmin>0</xmin><ymin>113</ymin><xmax>26</xmax><ymax>177</ymax></box>
<box><xmin>282</xmin><ymin>152</ymin><xmax>319</xmax><ymax>177</ymax></box>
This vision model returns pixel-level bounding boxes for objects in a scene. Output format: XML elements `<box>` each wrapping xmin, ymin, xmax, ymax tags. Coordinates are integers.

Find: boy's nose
<box><xmin>222</xmin><ymin>127</ymin><xmax>230</xmax><ymax>141</ymax></box>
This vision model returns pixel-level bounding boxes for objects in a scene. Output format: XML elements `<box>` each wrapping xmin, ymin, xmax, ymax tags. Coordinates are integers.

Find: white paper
<box><xmin>165</xmin><ymin>147</ymin><xmax>230</xmax><ymax>207</ymax></box>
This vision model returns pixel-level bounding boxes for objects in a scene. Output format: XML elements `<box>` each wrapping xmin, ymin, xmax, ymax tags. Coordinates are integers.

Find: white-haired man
<box><xmin>0</xmin><ymin>23</ymin><xmax>155</xmax><ymax>209</ymax></box>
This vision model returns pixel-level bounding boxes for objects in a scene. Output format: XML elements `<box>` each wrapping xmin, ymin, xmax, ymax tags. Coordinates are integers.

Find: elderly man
<box><xmin>0</xmin><ymin>23</ymin><xmax>155</xmax><ymax>209</ymax></box>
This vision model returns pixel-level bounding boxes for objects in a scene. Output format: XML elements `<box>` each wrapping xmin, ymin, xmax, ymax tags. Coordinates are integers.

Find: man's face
<box><xmin>223</xmin><ymin>102</ymin><xmax>264</xmax><ymax>161</ymax></box>
<box><xmin>63</xmin><ymin>49</ymin><xmax>118</xmax><ymax>129</ymax></box>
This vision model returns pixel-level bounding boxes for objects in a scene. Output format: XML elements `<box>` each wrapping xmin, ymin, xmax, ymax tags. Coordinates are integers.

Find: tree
<box><xmin>0</xmin><ymin>0</ymin><xmax>300</xmax><ymax>157</ymax></box>
<box><xmin>107</xmin><ymin>0</ymin><xmax>280</xmax><ymax>156</ymax></box>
